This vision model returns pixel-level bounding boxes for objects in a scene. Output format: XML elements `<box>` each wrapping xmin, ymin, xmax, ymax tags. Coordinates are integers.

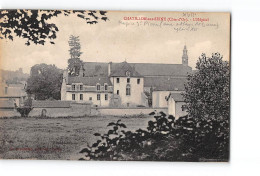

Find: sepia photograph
<box><xmin>0</xmin><ymin>10</ymin><xmax>230</xmax><ymax>161</ymax></box>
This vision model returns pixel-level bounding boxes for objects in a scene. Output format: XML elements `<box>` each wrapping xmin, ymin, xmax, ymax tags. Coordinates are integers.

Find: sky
<box><xmin>0</xmin><ymin>11</ymin><xmax>230</xmax><ymax>73</ymax></box>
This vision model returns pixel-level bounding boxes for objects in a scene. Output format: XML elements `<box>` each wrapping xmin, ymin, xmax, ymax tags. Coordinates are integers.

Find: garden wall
<box><xmin>1</xmin><ymin>101</ymin><xmax>167</xmax><ymax>117</ymax></box>
<box><xmin>0</xmin><ymin>109</ymin><xmax>20</xmax><ymax>117</ymax></box>
<box><xmin>29</xmin><ymin>102</ymin><xmax>91</xmax><ymax>117</ymax></box>
<box><xmin>91</xmin><ymin>107</ymin><xmax>168</xmax><ymax>116</ymax></box>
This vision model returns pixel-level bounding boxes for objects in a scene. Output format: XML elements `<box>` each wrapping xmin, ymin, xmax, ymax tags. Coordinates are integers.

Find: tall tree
<box><xmin>182</xmin><ymin>53</ymin><xmax>230</xmax><ymax>121</ymax></box>
<box><xmin>67</xmin><ymin>35</ymin><xmax>83</xmax><ymax>76</ymax></box>
<box><xmin>0</xmin><ymin>10</ymin><xmax>108</xmax><ymax>45</ymax></box>
<box><xmin>182</xmin><ymin>53</ymin><xmax>230</xmax><ymax>160</ymax></box>
<box><xmin>26</xmin><ymin>64</ymin><xmax>63</xmax><ymax>100</ymax></box>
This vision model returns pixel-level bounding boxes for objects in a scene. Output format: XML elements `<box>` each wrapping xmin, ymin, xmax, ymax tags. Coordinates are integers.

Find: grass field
<box><xmin>0</xmin><ymin>115</ymin><xmax>152</xmax><ymax>160</ymax></box>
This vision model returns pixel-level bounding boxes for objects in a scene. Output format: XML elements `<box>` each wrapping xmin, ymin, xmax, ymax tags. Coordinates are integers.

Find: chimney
<box><xmin>108</xmin><ymin>62</ymin><xmax>112</xmax><ymax>76</ymax></box>
<box><xmin>79</xmin><ymin>65</ymin><xmax>84</xmax><ymax>77</ymax></box>
<box><xmin>63</xmin><ymin>69</ymin><xmax>68</xmax><ymax>84</ymax></box>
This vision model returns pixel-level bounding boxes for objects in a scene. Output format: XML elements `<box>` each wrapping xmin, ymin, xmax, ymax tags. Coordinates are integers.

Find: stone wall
<box><xmin>91</xmin><ymin>107</ymin><xmax>167</xmax><ymax>116</ymax></box>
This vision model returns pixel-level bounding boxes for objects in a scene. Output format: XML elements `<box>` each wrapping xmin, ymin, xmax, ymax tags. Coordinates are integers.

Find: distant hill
<box><xmin>0</xmin><ymin>68</ymin><xmax>29</xmax><ymax>84</ymax></box>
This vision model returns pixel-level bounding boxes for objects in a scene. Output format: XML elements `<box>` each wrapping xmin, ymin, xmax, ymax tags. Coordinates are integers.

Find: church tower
<box><xmin>182</xmin><ymin>45</ymin><xmax>188</xmax><ymax>66</ymax></box>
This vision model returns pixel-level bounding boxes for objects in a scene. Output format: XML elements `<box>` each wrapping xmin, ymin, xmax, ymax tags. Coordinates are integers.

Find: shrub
<box><xmin>16</xmin><ymin>106</ymin><xmax>33</xmax><ymax>117</ymax></box>
<box><xmin>79</xmin><ymin>111</ymin><xmax>229</xmax><ymax>161</ymax></box>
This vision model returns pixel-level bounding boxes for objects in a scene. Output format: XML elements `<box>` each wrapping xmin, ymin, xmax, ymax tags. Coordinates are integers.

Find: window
<box><xmin>4</xmin><ymin>87</ymin><xmax>8</xmax><ymax>94</ymax></box>
<box><xmin>96</xmin><ymin>84</ymin><xmax>100</xmax><ymax>91</ymax></box>
<box><xmin>72</xmin><ymin>85</ymin><xmax>76</xmax><ymax>90</ymax></box>
<box><xmin>72</xmin><ymin>94</ymin><xmax>75</xmax><ymax>100</ymax></box>
<box><xmin>127</xmin><ymin>103</ymin><xmax>130</xmax><ymax>107</ymax></box>
<box><xmin>117</xmin><ymin>90</ymin><xmax>119</xmax><ymax>95</ymax></box>
<box><xmin>126</xmin><ymin>84</ymin><xmax>131</xmax><ymax>96</ymax></box>
<box><xmin>127</xmin><ymin>78</ymin><xmax>130</xmax><ymax>83</ymax></box>
<box><xmin>80</xmin><ymin>85</ymin><xmax>83</xmax><ymax>90</ymax></box>
<box><xmin>137</xmin><ymin>78</ymin><xmax>140</xmax><ymax>84</ymax></box>
<box><xmin>104</xmin><ymin>84</ymin><xmax>108</xmax><ymax>91</ymax></box>
<box><xmin>116</xmin><ymin>78</ymin><xmax>120</xmax><ymax>83</ymax></box>
<box><xmin>89</xmin><ymin>97</ymin><xmax>92</xmax><ymax>101</ymax></box>
<box><xmin>105</xmin><ymin>94</ymin><xmax>108</xmax><ymax>100</ymax></box>
<box><xmin>181</xmin><ymin>105</ymin><xmax>187</xmax><ymax>111</ymax></box>
<box><xmin>80</xmin><ymin>94</ymin><xmax>83</xmax><ymax>100</ymax></box>
<box><xmin>97</xmin><ymin>94</ymin><xmax>100</xmax><ymax>100</ymax></box>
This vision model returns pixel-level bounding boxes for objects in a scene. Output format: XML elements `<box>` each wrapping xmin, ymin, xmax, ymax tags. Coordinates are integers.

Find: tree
<box><xmin>79</xmin><ymin>54</ymin><xmax>230</xmax><ymax>161</ymax></box>
<box><xmin>182</xmin><ymin>53</ymin><xmax>230</xmax><ymax>160</ymax></box>
<box><xmin>0</xmin><ymin>10</ymin><xmax>108</xmax><ymax>45</ymax></box>
<box><xmin>16</xmin><ymin>96</ymin><xmax>33</xmax><ymax>117</ymax></box>
<box><xmin>68</xmin><ymin>35</ymin><xmax>83</xmax><ymax>76</ymax></box>
<box><xmin>26</xmin><ymin>63</ymin><xmax>63</xmax><ymax>100</ymax></box>
<box><xmin>182</xmin><ymin>53</ymin><xmax>230</xmax><ymax>121</ymax></box>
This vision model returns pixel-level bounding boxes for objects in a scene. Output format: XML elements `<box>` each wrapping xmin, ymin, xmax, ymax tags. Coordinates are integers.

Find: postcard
<box><xmin>0</xmin><ymin>10</ymin><xmax>230</xmax><ymax>161</ymax></box>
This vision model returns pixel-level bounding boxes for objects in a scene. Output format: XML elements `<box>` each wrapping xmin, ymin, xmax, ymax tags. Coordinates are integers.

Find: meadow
<box><xmin>0</xmin><ymin>115</ymin><xmax>152</xmax><ymax>160</ymax></box>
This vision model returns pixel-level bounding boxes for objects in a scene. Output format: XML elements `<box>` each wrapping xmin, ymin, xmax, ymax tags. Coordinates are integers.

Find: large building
<box><xmin>61</xmin><ymin>45</ymin><xmax>192</xmax><ymax>108</ymax></box>
<box><xmin>0</xmin><ymin>80</ymin><xmax>27</xmax><ymax>109</ymax></box>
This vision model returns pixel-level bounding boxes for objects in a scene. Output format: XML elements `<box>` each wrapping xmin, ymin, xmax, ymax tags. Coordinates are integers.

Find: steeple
<box><xmin>182</xmin><ymin>45</ymin><xmax>188</xmax><ymax>66</ymax></box>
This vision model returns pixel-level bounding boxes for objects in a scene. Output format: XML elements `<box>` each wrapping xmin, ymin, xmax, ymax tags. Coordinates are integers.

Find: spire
<box><xmin>182</xmin><ymin>45</ymin><xmax>188</xmax><ymax>66</ymax></box>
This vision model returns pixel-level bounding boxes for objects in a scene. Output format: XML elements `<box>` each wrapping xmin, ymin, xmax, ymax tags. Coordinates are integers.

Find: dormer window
<box><xmin>96</xmin><ymin>84</ymin><xmax>101</xmax><ymax>91</ymax></box>
<box><xmin>126</xmin><ymin>71</ymin><xmax>130</xmax><ymax>77</ymax></box>
<box><xmin>72</xmin><ymin>85</ymin><xmax>76</xmax><ymax>90</ymax></box>
<box><xmin>104</xmin><ymin>83</ymin><xmax>108</xmax><ymax>91</ymax></box>
<box><xmin>79</xmin><ymin>85</ymin><xmax>83</xmax><ymax>91</ymax></box>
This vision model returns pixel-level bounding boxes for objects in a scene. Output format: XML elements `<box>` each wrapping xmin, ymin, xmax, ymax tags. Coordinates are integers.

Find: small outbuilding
<box><xmin>166</xmin><ymin>92</ymin><xmax>188</xmax><ymax>119</ymax></box>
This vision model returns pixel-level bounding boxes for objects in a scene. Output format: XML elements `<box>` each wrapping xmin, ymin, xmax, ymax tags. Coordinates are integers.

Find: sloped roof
<box><xmin>145</xmin><ymin>77</ymin><xmax>187</xmax><ymax>91</ymax></box>
<box><xmin>67</xmin><ymin>76</ymin><xmax>112</xmax><ymax>86</ymax></box>
<box><xmin>0</xmin><ymin>100</ymin><xmax>15</xmax><ymax>108</ymax></box>
<box><xmin>83</xmin><ymin>62</ymin><xmax>192</xmax><ymax>77</ymax></box>
<box><xmin>169</xmin><ymin>93</ymin><xmax>184</xmax><ymax>102</ymax></box>
<box><xmin>83</xmin><ymin>62</ymin><xmax>108</xmax><ymax>77</ymax></box>
<box><xmin>110</xmin><ymin>62</ymin><xmax>142</xmax><ymax>77</ymax></box>
<box><xmin>32</xmin><ymin>101</ymin><xmax>72</xmax><ymax>108</ymax></box>
<box><xmin>130</xmin><ymin>63</ymin><xmax>192</xmax><ymax>76</ymax></box>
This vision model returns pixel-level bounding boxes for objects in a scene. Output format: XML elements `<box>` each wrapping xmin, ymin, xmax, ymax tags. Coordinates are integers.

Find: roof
<box><xmin>130</xmin><ymin>63</ymin><xmax>192</xmax><ymax>76</ymax></box>
<box><xmin>169</xmin><ymin>93</ymin><xmax>184</xmax><ymax>102</ymax></box>
<box><xmin>67</xmin><ymin>76</ymin><xmax>112</xmax><ymax>86</ymax></box>
<box><xmin>32</xmin><ymin>101</ymin><xmax>72</xmax><ymax>108</ymax></box>
<box><xmin>83</xmin><ymin>62</ymin><xmax>192</xmax><ymax>77</ymax></box>
<box><xmin>110</xmin><ymin>62</ymin><xmax>142</xmax><ymax>77</ymax></box>
<box><xmin>83</xmin><ymin>62</ymin><xmax>108</xmax><ymax>77</ymax></box>
<box><xmin>0</xmin><ymin>100</ymin><xmax>15</xmax><ymax>108</ymax></box>
<box><xmin>192</xmin><ymin>69</ymin><xmax>199</xmax><ymax>74</ymax></box>
<box><xmin>145</xmin><ymin>77</ymin><xmax>187</xmax><ymax>91</ymax></box>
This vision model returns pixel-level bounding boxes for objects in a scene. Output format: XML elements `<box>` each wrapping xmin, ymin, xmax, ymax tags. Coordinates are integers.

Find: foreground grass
<box><xmin>0</xmin><ymin>115</ymin><xmax>152</xmax><ymax>160</ymax></box>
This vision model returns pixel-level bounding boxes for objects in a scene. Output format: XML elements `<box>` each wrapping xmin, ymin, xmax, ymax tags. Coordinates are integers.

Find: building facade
<box><xmin>0</xmin><ymin>80</ymin><xmax>27</xmax><ymax>107</ymax></box>
<box><xmin>61</xmin><ymin>45</ymin><xmax>192</xmax><ymax>108</ymax></box>
<box><xmin>166</xmin><ymin>92</ymin><xmax>188</xmax><ymax>119</ymax></box>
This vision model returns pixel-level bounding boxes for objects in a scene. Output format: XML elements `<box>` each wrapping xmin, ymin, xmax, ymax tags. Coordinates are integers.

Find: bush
<box><xmin>79</xmin><ymin>111</ymin><xmax>229</xmax><ymax>161</ymax></box>
<box><xmin>16</xmin><ymin>106</ymin><xmax>33</xmax><ymax>117</ymax></box>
